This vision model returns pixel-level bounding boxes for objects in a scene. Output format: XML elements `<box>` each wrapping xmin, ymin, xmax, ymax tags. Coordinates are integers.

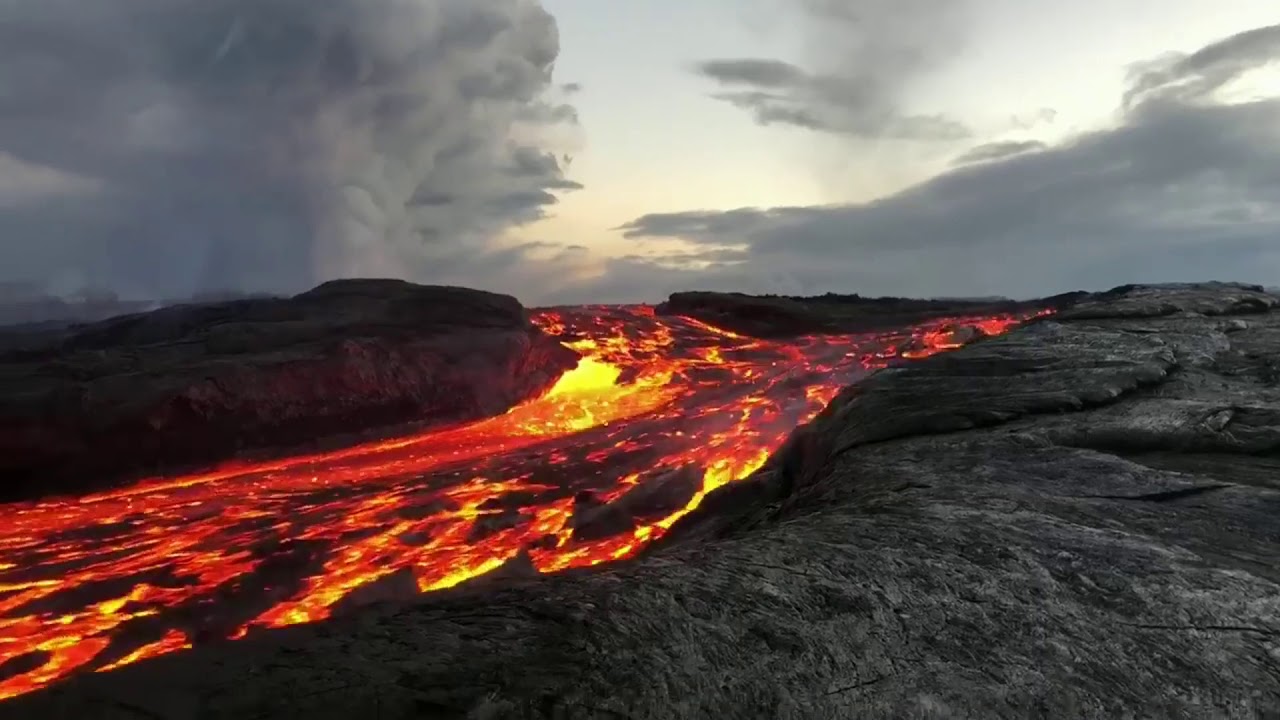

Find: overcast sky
<box><xmin>1</xmin><ymin>1</ymin><xmax>1278</xmax><ymax>303</ymax></box>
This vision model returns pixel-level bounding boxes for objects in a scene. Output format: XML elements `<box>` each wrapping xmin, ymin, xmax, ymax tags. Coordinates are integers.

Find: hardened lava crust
<box><xmin>4</xmin><ymin>282</ymin><xmax>1280</xmax><ymax>719</ymax></box>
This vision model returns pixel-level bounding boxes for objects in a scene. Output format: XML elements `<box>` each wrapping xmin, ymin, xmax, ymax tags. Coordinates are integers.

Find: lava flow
<box><xmin>0</xmin><ymin>305</ymin><xmax>1045</xmax><ymax>700</ymax></box>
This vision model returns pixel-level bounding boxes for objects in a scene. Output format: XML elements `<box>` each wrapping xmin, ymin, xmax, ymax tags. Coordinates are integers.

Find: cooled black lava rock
<box><xmin>0</xmin><ymin>279</ymin><xmax>578</xmax><ymax>501</ymax></box>
<box><xmin>6</xmin><ymin>282</ymin><xmax>1280</xmax><ymax>720</ymax></box>
<box><xmin>656</xmin><ymin>289</ymin><xmax>1070</xmax><ymax>337</ymax></box>
<box><xmin>570</xmin><ymin>466</ymin><xmax>702</xmax><ymax>541</ymax></box>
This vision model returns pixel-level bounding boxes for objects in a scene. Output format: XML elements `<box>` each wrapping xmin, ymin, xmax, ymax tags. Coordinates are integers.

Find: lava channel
<box><xmin>0</xmin><ymin>305</ymin><xmax>1046</xmax><ymax>700</ymax></box>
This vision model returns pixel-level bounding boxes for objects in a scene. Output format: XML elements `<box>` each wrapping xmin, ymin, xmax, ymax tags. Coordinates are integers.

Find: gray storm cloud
<box><xmin>1124</xmin><ymin>23</ymin><xmax>1280</xmax><ymax>109</ymax></box>
<box><xmin>0</xmin><ymin>0</ymin><xmax>579</xmax><ymax>299</ymax></box>
<box><xmin>950</xmin><ymin>140</ymin><xmax>1048</xmax><ymax>166</ymax></box>
<box><xmin>692</xmin><ymin>0</ymin><xmax>971</xmax><ymax>140</ymax></box>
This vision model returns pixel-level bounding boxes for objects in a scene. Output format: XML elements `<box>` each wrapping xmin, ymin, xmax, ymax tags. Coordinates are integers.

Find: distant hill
<box><xmin>0</xmin><ymin>291</ymin><xmax>275</xmax><ymax>331</ymax></box>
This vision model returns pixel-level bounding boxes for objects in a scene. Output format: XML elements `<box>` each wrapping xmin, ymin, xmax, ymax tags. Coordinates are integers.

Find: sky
<box><xmin>0</xmin><ymin>1</ymin><xmax>1278</xmax><ymax>305</ymax></box>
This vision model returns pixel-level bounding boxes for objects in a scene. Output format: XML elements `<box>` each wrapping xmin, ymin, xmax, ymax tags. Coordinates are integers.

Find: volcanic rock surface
<box><xmin>657</xmin><ymin>288</ymin><xmax>1085</xmax><ymax>337</ymax></box>
<box><xmin>0</xmin><ymin>279</ymin><xmax>578</xmax><ymax>500</ymax></box>
<box><xmin>7</xmin><ymin>282</ymin><xmax>1280</xmax><ymax>719</ymax></box>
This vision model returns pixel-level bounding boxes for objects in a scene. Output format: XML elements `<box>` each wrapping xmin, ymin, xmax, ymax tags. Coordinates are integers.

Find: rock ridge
<box><xmin>0</xmin><ymin>279</ymin><xmax>578</xmax><ymax>500</ymax></box>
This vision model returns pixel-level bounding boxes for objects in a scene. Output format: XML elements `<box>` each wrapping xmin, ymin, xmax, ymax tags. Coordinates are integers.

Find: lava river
<box><xmin>0</xmin><ymin>305</ymin><xmax>1045</xmax><ymax>699</ymax></box>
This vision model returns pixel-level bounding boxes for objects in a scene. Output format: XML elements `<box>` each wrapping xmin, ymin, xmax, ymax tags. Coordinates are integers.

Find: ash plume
<box><xmin>0</xmin><ymin>0</ymin><xmax>580</xmax><ymax>300</ymax></box>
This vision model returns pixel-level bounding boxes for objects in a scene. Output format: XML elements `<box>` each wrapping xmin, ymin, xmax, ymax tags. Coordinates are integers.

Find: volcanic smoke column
<box><xmin>0</xmin><ymin>0</ymin><xmax>580</xmax><ymax>298</ymax></box>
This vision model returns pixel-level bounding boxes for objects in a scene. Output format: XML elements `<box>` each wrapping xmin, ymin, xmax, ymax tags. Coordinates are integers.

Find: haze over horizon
<box><xmin>1</xmin><ymin>1</ymin><xmax>1278</xmax><ymax>307</ymax></box>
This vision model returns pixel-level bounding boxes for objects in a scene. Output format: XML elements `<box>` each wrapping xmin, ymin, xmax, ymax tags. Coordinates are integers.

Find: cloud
<box><xmin>951</xmin><ymin>140</ymin><xmax>1048</xmax><ymax>166</ymax></box>
<box><xmin>698</xmin><ymin>59</ymin><xmax>811</xmax><ymax>89</ymax></box>
<box><xmin>691</xmin><ymin>0</ymin><xmax>971</xmax><ymax>140</ymax></box>
<box><xmin>608</xmin><ymin>24</ymin><xmax>1280</xmax><ymax>301</ymax></box>
<box><xmin>0</xmin><ymin>0</ymin><xmax>580</xmax><ymax>299</ymax></box>
<box><xmin>1124</xmin><ymin>24</ymin><xmax>1280</xmax><ymax>109</ymax></box>
<box><xmin>0</xmin><ymin>152</ymin><xmax>101</xmax><ymax>207</ymax></box>
<box><xmin>1010</xmin><ymin>108</ymin><xmax>1058</xmax><ymax>131</ymax></box>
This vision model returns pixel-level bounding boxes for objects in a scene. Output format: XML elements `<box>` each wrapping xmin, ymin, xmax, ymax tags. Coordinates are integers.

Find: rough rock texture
<box><xmin>657</xmin><ymin>289</ymin><xmax>1085</xmax><ymax>337</ymax></box>
<box><xmin>6</xmin><ymin>282</ymin><xmax>1280</xmax><ymax>719</ymax></box>
<box><xmin>0</xmin><ymin>279</ymin><xmax>578</xmax><ymax>501</ymax></box>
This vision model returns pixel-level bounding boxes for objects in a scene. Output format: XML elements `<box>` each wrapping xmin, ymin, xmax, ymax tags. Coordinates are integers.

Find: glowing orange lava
<box><xmin>0</xmin><ymin>305</ymin><xmax>1047</xmax><ymax>700</ymax></box>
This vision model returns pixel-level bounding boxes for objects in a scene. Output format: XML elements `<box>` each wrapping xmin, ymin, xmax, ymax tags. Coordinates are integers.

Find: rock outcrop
<box><xmin>6</xmin><ymin>282</ymin><xmax>1280</xmax><ymax>719</ymax></box>
<box><xmin>657</xmin><ymin>289</ymin><xmax>1085</xmax><ymax>337</ymax></box>
<box><xmin>0</xmin><ymin>279</ymin><xmax>578</xmax><ymax>501</ymax></box>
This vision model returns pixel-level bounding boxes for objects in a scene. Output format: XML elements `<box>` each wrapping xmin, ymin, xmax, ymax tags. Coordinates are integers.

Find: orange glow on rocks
<box><xmin>0</xmin><ymin>305</ymin><xmax>1047</xmax><ymax>700</ymax></box>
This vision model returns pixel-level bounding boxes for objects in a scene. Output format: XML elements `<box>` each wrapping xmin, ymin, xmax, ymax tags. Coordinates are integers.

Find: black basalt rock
<box><xmin>6</xmin><ymin>282</ymin><xmax>1280</xmax><ymax>720</ymax></box>
<box><xmin>0</xmin><ymin>279</ymin><xmax>578</xmax><ymax>501</ymax></box>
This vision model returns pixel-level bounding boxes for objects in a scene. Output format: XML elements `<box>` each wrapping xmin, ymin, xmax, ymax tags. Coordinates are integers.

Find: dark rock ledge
<box><xmin>656</xmin><ymin>288</ymin><xmax>1083</xmax><ymax>337</ymax></box>
<box><xmin>7</xmin><ymin>282</ymin><xmax>1280</xmax><ymax>719</ymax></box>
<box><xmin>0</xmin><ymin>279</ymin><xmax>578</xmax><ymax>501</ymax></box>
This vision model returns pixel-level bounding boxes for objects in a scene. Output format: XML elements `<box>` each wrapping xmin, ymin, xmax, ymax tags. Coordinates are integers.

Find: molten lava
<box><xmin>0</xmin><ymin>305</ymin><xmax>1046</xmax><ymax>699</ymax></box>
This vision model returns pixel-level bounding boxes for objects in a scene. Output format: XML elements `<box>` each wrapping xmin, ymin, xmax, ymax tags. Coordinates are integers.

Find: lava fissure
<box><xmin>0</xmin><ymin>305</ymin><xmax>1045</xmax><ymax>700</ymax></box>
